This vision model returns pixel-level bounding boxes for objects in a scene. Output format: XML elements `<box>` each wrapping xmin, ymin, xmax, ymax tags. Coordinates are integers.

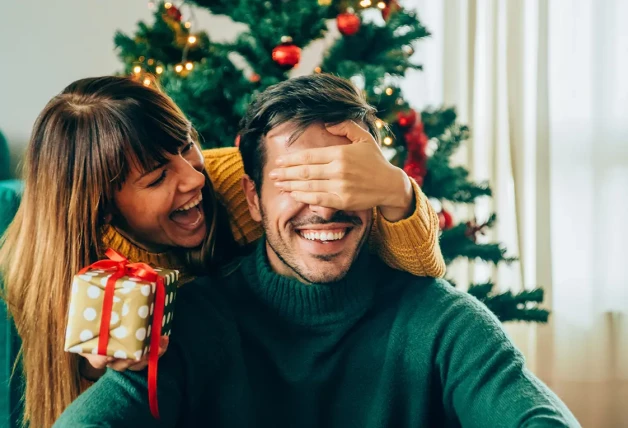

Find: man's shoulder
<box><xmin>375</xmin><ymin>261</ymin><xmax>498</xmax><ymax>328</ymax></box>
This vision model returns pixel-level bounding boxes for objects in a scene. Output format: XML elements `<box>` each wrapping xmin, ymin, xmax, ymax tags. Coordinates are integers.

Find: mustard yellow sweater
<box><xmin>102</xmin><ymin>148</ymin><xmax>445</xmax><ymax>278</ymax></box>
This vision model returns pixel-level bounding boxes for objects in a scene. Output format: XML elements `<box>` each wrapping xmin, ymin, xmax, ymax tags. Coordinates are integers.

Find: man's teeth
<box><xmin>300</xmin><ymin>231</ymin><xmax>346</xmax><ymax>241</ymax></box>
<box><xmin>175</xmin><ymin>194</ymin><xmax>203</xmax><ymax>212</ymax></box>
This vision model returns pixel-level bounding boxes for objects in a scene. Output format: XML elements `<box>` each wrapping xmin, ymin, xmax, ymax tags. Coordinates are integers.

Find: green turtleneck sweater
<box><xmin>54</xmin><ymin>241</ymin><xmax>578</xmax><ymax>428</ymax></box>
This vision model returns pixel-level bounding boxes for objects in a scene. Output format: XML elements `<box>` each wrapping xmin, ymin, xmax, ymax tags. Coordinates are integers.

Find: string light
<box><xmin>359</xmin><ymin>0</ymin><xmax>372</xmax><ymax>7</ymax></box>
<box><xmin>175</xmin><ymin>64</ymin><xmax>183</xmax><ymax>73</ymax></box>
<box><xmin>156</xmin><ymin>66</ymin><xmax>164</xmax><ymax>74</ymax></box>
<box><xmin>139</xmin><ymin>56</ymin><xmax>145</xmax><ymax>62</ymax></box>
<box><xmin>383</xmin><ymin>136</ymin><xmax>393</xmax><ymax>146</ymax></box>
<box><xmin>185</xmin><ymin>62</ymin><xmax>194</xmax><ymax>70</ymax></box>
<box><xmin>314</xmin><ymin>66</ymin><xmax>322</xmax><ymax>73</ymax></box>
<box><xmin>184</xmin><ymin>21</ymin><xmax>192</xmax><ymax>28</ymax></box>
<box><xmin>376</xmin><ymin>120</ymin><xmax>384</xmax><ymax>129</ymax></box>
<box><xmin>164</xmin><ymin>2</ymin><xmax>172</xmax><ymax>9</ymax></box>
<box><xmin>377</xmin><ymin>1</ymin><xmax>387</xmax><ymax>9</ymax></box>
<box><xmin>143</xmin><ymin>78</ymin><xmax>152</xmax><ymax>86</ymax></box>
<box><xmin>385</xmin><ymin>87</ymin><xmax>393</xmax><ymax>95</ymax></box>
<box><xmin>188</xmin><ymin>35</ymin><xmax>197</xmax><ymax>44</ymax></box>
<box><xmin>147</xmin><ymin>59</ymin><xmax>154</xmax><ymax>65</ymax></box>
<box><xmin>133</xmin><ymin>66</ymin><xmax>142</xmax><ymax>74</ymax></box>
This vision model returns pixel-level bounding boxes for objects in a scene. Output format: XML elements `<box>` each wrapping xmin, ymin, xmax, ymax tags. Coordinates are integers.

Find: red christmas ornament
<box><xmin>404</xmin><ymin>123</ymin><xmax>428</xmax><ymax>153</ymax></box>
<box><xmin>403</xmin><ymin>160</ymin><xmax>426</xmax><ymax>187</ymax></box>
<box><xmin>337</xmin><ymin>11</ymin><xmax>361</xmax><ymax>36</ymax></box>
<box><xmin>166</xmin><ymin>5</ymin><xmax>182</xmax><ymax>21</ymax></box>
<box><xmin>439</xmin><ymin>209</ymin><xmax>454</xmax><ymax>230</ymax></box>
<box><xmin>249</xmin><ymin>73</ymin><xmax>261</xmax><ymax>83</ymax></box>
<box><xmin>381</xmin><ymin>0</ymin><xmax>401</xmax><ymax>21</ymax></box>
<box><xmin>397</xmin><ymin>109</ymin><xmax>417</xmax><ymax>128</ymax></box>
<box><xmin>272</xmin><ymin>36</ymin><xmax>301</xmax><ymax>69</ymax></box>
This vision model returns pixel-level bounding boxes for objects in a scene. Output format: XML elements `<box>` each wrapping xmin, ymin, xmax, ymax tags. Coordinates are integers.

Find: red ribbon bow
<box><xmin>79</xmin><ymin>248</ymin><xmax>165</xmax><ymax>419</ymax></box>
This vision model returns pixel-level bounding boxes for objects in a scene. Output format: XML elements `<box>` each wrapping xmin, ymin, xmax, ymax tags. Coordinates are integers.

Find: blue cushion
<box><xmin>0</xmin><ymin>179</ymin><xmax>24</xmax><ymax>428</ymax></box>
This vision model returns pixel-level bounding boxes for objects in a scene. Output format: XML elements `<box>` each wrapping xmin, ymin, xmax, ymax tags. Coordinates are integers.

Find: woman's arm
<box><xmin>204</xmin><ymin>143</ymin><xmax>445</xmax><ymax>278</ymax></box>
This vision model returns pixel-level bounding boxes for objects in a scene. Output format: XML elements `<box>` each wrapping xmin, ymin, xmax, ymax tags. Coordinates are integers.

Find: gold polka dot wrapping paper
<box><xmin>64</xmin><ymin>254</ymin><xmax>179</xmax><ymax>361</ymax></box>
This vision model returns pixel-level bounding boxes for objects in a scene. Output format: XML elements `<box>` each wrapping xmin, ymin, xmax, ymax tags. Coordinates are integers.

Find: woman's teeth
<box><xmin>300</xmin><ymin>230</ymin><xmax>346</xmax><ymax>242</ymax></box>
<box><xmin>175</xmin><ymin>194</ymin><xmax>203</xmax><ymax>212</ymax></box>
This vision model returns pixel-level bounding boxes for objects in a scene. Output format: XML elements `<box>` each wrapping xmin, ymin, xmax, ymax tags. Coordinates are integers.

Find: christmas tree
<box><xmin>114</xmin><ymin>0</ymin><xmax>548</xmax><ymax>323</ymax></box>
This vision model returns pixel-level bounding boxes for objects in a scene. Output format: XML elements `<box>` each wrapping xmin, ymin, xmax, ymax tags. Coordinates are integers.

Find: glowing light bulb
<box><xmin>133</xmin><ymin>66</ymin><xmax>141</xmax><ymax>74</ymax></box>
<box><xmin>165</xmin><ymin>2</ymin><xmax>172</xmax><ymax>9</ymax></box>
<box><xmin>385</xmin><ymin>87</ymin><xmax>393</xmax><ymax>95</ymax></box>
<box><xmin>377</xmin><ymin>1</ymin><xmax>386</xmax><ymax>9</ymax></box>
<box><xmin>156</xmin><ymin>66</ymin><xmax>164</xmax><ymax>74</ymax></box>
<box><xmin>143</xmin><ymin>78</ymin><xmax>151</xmax><ymax>86</ymax></box>
<box><xmin>383</xmin><ymin>136</ymin><xmax>393</xmax><ymax>146</ymax></box>
<box><xmin>314</xmin><ymin>66</ymin><xmax>322</xmax><ymax>73</ymax></box>
<box><xmin>185</xmin><ymin>62</ymin><xmax>193</xmax><ymax>70</ymax></box>
<box><xmin>184</xmin><ymin>21</ymin><xmax>192</xmax><ymax>29</ymax></box>
<box><xmin>359</xmin><ymin>0</ymin><xmax>372</xmax><ymax>7</ymax></box>
<box><xmin>376</xmin><ymin>120</ymin><xmax>383</xmax><ymax>129</ymax></box>
<box><xmin>188</xmin><ymin>35</ymin><xmax>197</xmax><ymax>44</ymax></box>
<box><xmin>175</xmin><ymin>64</ymin><xmax>183</xmax><ymax>73</ymax></box>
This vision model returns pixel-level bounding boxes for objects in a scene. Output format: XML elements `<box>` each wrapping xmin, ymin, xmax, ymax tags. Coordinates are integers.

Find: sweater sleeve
<box><xmin>204</xmin><ymin>148</ymin><xmax>445</xmax><ymax>278</ymax></box>
<box><xmin>433</xmin><ymin>282</ymin><xmax>580</xmax><ymax>427</ymax></box>
<box><xmin>54</xmin><ymin>279</ymin><xmax>230</xmax><ymax>428</ymax></box>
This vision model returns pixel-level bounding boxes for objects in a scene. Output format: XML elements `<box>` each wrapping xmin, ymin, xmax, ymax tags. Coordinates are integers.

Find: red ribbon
<box><xmin>79</xmin><ymin>248</ymin><xmax>165</xmax><ymax>419</ymax></box>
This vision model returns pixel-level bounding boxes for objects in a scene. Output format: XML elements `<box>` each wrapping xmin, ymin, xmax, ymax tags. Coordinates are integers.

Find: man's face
<box><xmin>243</xmin><ymin>122</ymin><xmax>373</xmax><ymax>283</ymax></box>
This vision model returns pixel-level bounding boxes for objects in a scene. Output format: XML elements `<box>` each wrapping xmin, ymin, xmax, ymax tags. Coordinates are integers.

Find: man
<box><xmin>55</xmin><ymin>74</ymin><xmax>579</xmax><ymax>427</ymax></box>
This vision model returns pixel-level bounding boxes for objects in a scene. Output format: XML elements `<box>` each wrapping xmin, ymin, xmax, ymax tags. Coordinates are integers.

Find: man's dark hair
<box><xmin>238</xmin><ymin>73</ymin><xmax>379</xmax><ymax>192</ymax></box>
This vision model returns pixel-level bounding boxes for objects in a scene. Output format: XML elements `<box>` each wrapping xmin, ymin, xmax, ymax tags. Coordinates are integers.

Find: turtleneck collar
<box><xmin>239</xmin><ymin>239</ymin><xmax>378</xmax><ymax>328</ymax></box>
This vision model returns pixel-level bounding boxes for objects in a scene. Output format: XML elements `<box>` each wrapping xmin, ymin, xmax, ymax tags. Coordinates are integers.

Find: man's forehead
<box><xmin>266</xmin><ymin>122</ymin><xmax>350</xmax><ymax>152</ymax></box>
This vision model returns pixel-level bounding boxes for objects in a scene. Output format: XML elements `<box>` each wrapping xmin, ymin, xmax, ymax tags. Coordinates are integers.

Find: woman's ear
<box><xmin>241</xmin><ymin>174</ymin><xmax>262</xmax><ymax>222</ymax></box>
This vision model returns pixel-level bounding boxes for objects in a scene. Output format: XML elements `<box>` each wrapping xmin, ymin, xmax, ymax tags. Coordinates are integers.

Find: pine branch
<box><xmin>468</xmin><ymin>283</ymin><xmax>549</xmax><ymax>323</ymax></box>
<box><xmin>439</xmin><ymin>222</ymin><xmax>516</xmax><ymax>265</ymax></box>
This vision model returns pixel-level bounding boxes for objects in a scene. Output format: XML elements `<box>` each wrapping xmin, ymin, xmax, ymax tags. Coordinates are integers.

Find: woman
<box><xmin>0</xmin><ymin>76</ymin><xmax>444</xmax><ymax>427</ymax></box>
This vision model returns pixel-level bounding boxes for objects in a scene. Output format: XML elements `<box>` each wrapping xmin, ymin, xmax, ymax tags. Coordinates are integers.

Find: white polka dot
<box><xmin>110</xmin><ymin>311</ymin><xmax>120</xmax><ymax>325</ymax></box>
<box><xmin>134</xmin><ymin>350</ymin><xmax>143</xmax><ymax>360</ymax></box>
<box><xmin>113</xmin><ymin>296</ymin><xmax>121</xmax><ymax>303</ymax></box>
<box><xmin>138</xmin><ymin>306</ymin><xmax>149</xmax><ymax>319</ymax></box>
<box><xmin>167</xmin><ymin>312</ymin><xmax>172</xmax><ymax>324</ymax></box>
<box><xmin>150</xmin><ymin>303</ymin><xmax>154</xmax><ymax>316</ymax></box>
<box><xmin>79</xmin><ymin>330</ymin><xmax>94</xmax><ymax>342</ymax></box>
<box><xmin>78</xmin><ymin>274</ymin><xmax>92</xmax><ymax>282</ymax></box>
<box><xmin>68</xmin><ymin>345</ymin><xmax>83</xmax><ymax>353</ymax></box>
<box><xmin>113</xmin><ymin>350</ymin><xmax>127</xmax><ymax>359</ymax></box>
<box><xmin>72</xmin><ymin>279</ymin><xmax>79</xmax><ymax>294</ymax></box>
<box><xmin>118</xmin><ymin>287</ymin><xmax>132</xmax><ymax>295</ymax></box>
<box><xmin>91</xmin><ymin>270</ymin><xmax>104</xmax><ymax>274</ymax></box>
<box><xmin>85</xmin><ymin>271</ymin><xmax>99</xmax><ymax>277</ymax></box>
<box><xmin>147</xmin><ymin>325</ymin><xmax>152</xmax><ymax>338</ymax></box>
<box><xmin>170</xmin><ymin>292</ymin><xmax>175</xmax><ymax>304</ymax></box>
<box><xmin>162</xmin><ymin>316</ymin><xmax>166</xmax><ymax>327</ymax></box>
<box><xmin>164</xmin><ymin>294</ymin><xmax>169</xmax><ymax>306</ymax></box>
<box><xmin>100</xmin><ymin>275</ymin><xmax>112</xmax><ymax>286</ymax></box>
<box><xmin>87</xmin><ymin>285</ymin><xmax>101</xmax><ymax>299</ymax></box>
<box><xmin>122</xmin><ymin>303</ymin><xmax>130</xmax><ymax>316</ymax></box>
<box><xmin>121</xmin><ymin>280</ymin><xmax>136</xmax><ymax>290</ymax></box>
<box><xmin>83</xmin><ymin>308</ymin><xmax>97</xmax><ymax>321</ymax></box>
<box><xmin>112</xmin><ymin>326</ymin><xmax>128</xmax><ymax>339</ymax></box>
<box><xmin>129</xmin><ymin>278</ymin><xmax>141</xmax><ymax>282</ymax></box>
<box><xmin>69</xmin><ymin>303</ymin><xmax>76</xmax><ymax>317</ymax></box>
<box><xmin>140</xmin><ymin>285</ymin><xmax>151</xmax><ymax>296</ymax></box>
<box><xmin>135</xmin><ymin>328</ymin><xmax>146</xmax><ymax>341</ymax></box>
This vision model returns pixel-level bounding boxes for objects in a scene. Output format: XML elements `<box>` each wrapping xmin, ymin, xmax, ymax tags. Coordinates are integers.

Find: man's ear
<box><xmin>241</xmin><ymin>174</ymin><xmax>262</xmax><ymax>222</ymax></box>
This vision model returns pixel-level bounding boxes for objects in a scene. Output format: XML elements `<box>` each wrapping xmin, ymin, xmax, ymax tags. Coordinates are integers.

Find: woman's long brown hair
<box><xmin>0</xmin><ymin>76</ymin><xmax>233</xmax><ymax>427</ymax></box>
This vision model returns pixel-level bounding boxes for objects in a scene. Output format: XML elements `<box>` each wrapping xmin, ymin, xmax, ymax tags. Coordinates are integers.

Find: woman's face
<box><xmin>112</xmin><ymin>140</ymin><xmax>208</xmax><ymax>251</ymax></box>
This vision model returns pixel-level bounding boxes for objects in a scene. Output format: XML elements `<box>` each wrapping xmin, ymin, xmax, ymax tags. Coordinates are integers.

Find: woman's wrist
<box><xmin>79</xmin><ymin>356</ymin><xmax>106</xmax><ymax>382</ymax></box>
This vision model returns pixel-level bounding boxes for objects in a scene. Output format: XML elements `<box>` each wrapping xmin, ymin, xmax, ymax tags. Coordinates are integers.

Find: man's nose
<box><xmin>307</xmin><ymin>205</ymin><xmax>337</xmax><ymax>221</ymax></box>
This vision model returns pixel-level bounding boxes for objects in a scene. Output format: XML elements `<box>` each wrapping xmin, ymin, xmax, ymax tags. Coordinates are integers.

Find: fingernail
<box><xmin>269</xmin><ymin>170</ymin><xmax>278</xmax><ymax>179</ymax></box>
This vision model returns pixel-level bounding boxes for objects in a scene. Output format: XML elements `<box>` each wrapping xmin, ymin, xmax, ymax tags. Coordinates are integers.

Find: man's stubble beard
<box><xmin>259</xmin><ymin>203</ymin><xmax>372</xmax><ymax>284</ymax></box>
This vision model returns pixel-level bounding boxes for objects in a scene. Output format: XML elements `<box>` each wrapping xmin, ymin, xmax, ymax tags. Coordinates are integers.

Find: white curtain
<box><xmin>402</xmin><ymin>0</ymin><xmax>628</xmax><ymax>426</ymax></box>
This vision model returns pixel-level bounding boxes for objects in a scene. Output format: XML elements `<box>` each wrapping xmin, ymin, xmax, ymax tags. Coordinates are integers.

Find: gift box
<box><xmin>64</xmin><ymin>251</ymin><xmax>178</xmax><ymax>360</ymax></box>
